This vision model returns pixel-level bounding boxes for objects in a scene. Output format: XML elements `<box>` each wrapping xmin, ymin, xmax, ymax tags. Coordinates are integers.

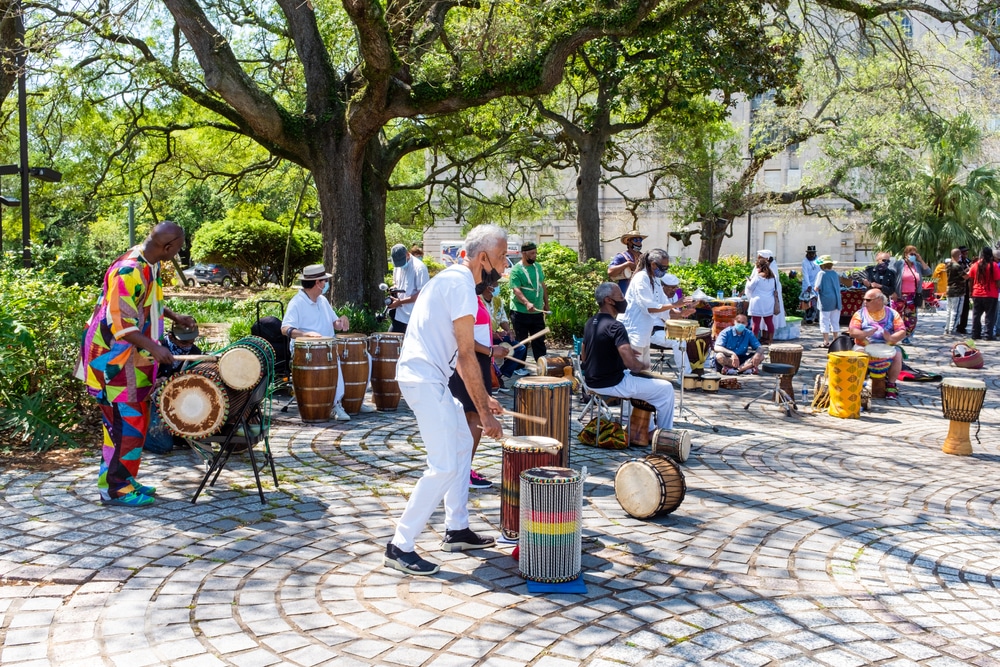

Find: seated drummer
<box><xmin>650</xmin><ymin>273</ymin><xmax>696</xmax><ymax>374</ymax></box>
<box><xmin>581</xmin><ymin>283</ymin><xmax>675</xmax><ymax>432</ymax></box>
<box><xmin>281</xmin><ymin>264</ymin><xmax>376</xmax><ymax>421</ymax></box>
<box><xmin>715</xmin><ymin>314</ymin><xmax>764</xmax><ymax>375</ymax></box>
<box><xmin>848</xmin><ymin>289</ymin><xmax>906</xmax><ymax>401</ymax></box>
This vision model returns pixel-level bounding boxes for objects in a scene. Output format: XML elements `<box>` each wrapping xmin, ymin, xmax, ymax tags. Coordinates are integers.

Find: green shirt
<box><xmin>509</xmin><ymin>262</ymin><xmax>546</xmax><ymax>313</ymax></box>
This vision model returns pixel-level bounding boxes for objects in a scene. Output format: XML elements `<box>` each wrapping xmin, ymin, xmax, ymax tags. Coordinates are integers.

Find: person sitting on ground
<box><xmin>848</xmin><ymin>290</ymin><xmax>905</xmax><ymax>401</ymax></box>
<box><xmin>813</xmin><ymin>255</ymin><xmax>842</xmax><ymax>348</ymax></box>
<box><xmin>160</xmin><ymin>324</ymin><xmax>203</xmax><ymax>380</ymax></box>
<box><xmin>714</xmin><ymin>314</ymin><xmax>764</xmax><ymax>375</ymax></box>
<box><xmin>580</xmin><ymin>283</ymin><xmax>675</xmax><ymax>433</ymax></box>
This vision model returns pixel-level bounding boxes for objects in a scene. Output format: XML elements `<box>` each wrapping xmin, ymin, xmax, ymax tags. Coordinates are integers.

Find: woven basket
<box><xmin>952</xmin><ymin>344</ymin><xmax>984</xmax><ymax>369</ymax></box>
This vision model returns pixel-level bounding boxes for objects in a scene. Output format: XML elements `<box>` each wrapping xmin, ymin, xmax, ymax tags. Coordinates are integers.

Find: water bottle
<box><xmin>801</xmin><ymin>383</ymin><xmax>809</xmax><ymax>402</ymax></box>
<box><xmin>716</xmin><ymin>290</ymin><xmax>724</xmax><ymax>300</ymax></box>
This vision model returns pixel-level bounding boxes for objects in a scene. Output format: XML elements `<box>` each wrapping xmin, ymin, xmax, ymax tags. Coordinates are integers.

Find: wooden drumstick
<box><xmin>499</xmin><ymin>355</ymin><xmax>534</xmax><ymax>369</ymax></box>
<box><xmin>173</xmin><ymin>354</ymin><xmax>218</xmax><ymax>362</ymax></box>
<box><xmin>512</xmin><ymin>327</ymin><xmax>551</xmax><ymax>349</ymax></box>
<box><xmin>502</xmin><ymin>409</ymin><xmax>547</xmax><ymax>425</ymax></box>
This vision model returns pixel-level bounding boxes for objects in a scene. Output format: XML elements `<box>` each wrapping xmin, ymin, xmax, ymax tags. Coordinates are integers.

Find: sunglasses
<box><xmin>863</xmin><ymin>298</ymin><xmax>877</xmax><ymax>302</ymax></box>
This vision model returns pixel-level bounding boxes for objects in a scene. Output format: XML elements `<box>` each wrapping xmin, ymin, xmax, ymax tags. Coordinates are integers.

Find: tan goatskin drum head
<box><xmin>158</xmin><ymin>372</ymin><xmax>228</xmax><ymax>438</ymax></box>
<box><xmin>218</xmin><ymin>347</ymin><xmax>264</xmax><ymax>390</ymax></box>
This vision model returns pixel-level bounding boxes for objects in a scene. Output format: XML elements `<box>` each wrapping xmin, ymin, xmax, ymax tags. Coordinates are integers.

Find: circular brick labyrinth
<box><xmin>2</xmin><ymin>311</ymin><xmax>999</xmax><ymax>665</ymax></box>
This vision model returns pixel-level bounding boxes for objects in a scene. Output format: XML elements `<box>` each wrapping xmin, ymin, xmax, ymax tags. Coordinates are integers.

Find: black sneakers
<box><xmin>384</xmin><ymin>543</ymin><xmax>440</xmax><ymax>575</ymax></box>
<box><xmin>441</xmin><ymin>528</ymin><xmax>496</xmax><ymax>552</ymax></box>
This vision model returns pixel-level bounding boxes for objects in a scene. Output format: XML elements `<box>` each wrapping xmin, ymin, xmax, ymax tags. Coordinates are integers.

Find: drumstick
<box><xmin>499</xmin><ymin>355</ymin><xmax>535</xmax><ymax>369</ymax></box>
<box><xmin>173</xmin><ymin>354</ymin><xmax>218</xmax><ymax>362</ymax></box>
<box><xmin>513</xmin><ymin>327</ymin><xmax>551</xmax><ymax>349</ymax></box>
<box><xmin>502</xmin><ymin>409</ymin><xmax>548</xmax><ymax>425</ymax></box>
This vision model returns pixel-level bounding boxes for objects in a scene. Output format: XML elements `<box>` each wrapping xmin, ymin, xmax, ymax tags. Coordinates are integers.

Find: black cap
<box><xmin>521</xmin><ymin>242</ymin><xmax>537</xmax><ymax>252</ymax></box>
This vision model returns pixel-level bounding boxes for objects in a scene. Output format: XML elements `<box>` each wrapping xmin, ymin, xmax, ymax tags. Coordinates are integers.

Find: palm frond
<box><xmin>0</xmin><ymin>393</ymin><xmax>80</xmax><ymax>453</ymax></box>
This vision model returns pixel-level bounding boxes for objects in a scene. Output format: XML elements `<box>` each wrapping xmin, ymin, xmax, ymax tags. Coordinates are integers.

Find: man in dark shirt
<box><xmin>857</xmin><ymin>252</ymin><xmax>897</xmax><ymax>299</ymax></box>
<box><xmin>581</xmin><ymin>283</ymin><xmax>675</xmax><ymax>432</ymax></box>
<box><xmin>945</xmin><ymin>248</ymin><xmax>968</xmax><ymax>335</ymax></box>
<box><xmin>957</xmin><ymin>246</ymin><xmax>971</xmax><ymax>334</ymax></box>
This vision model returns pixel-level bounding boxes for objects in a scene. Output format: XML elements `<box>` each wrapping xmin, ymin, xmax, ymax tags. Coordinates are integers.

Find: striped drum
<box><xmin>518</xmin><ymin>467</ymin><xmax>584</xmax><ymax>584</ymax></box>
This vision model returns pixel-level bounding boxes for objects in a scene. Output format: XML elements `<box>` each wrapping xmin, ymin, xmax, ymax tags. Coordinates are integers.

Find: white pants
<box><xmin>391</xmin><ymin>381</ymin><xmax>472</xmax><ymax>552</ymax></box>
<box><xmin>598</xmin><ymin>371</ymin><xmax>675</xmax><ymax>431</ymax></box>
<box><xmin>946</xmin><ymin>295</ymin><xmax>964</xmax><ymax>333</ymax></box>
<box><xmin>649</xmin><ymin>331</ymin><xmax>693</xmax><ymax>374</ymax></box>
<box><xmin>818</xmin><ymin>309</ymin><xmax>840</xmax><ymax>335</ymax></box>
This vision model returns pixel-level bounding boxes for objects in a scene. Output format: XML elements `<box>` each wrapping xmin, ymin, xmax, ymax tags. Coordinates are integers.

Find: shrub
<box><xmin>670</xmin><ymin>255</ymin><xmax>753</xmax><ymax>297</ymax></box>
<box><xmin>190</xmin><ymin>217</ymin><xmax>322</xmax><ymax>286</ymax></box>
<box><xmin>535</xmin><ymin>242</ymin><xmax>607</xmax><ymax>343</ymax></box>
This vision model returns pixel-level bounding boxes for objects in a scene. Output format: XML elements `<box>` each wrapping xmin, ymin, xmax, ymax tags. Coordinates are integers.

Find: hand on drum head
<box><xmin>481</xmin><ymin>413</ymin><xmax>503</xmax><ymax>439</ymax></box>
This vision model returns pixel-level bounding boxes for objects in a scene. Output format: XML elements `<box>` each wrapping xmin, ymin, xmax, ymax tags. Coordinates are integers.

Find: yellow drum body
<box><xmin>826</xmin><ymin>351</ymin><xmax>867</xmax><ymax>419</ymax></box>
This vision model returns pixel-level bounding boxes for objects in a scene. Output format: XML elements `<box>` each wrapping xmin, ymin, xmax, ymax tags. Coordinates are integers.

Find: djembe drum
<box><xmin>157</xmin><ymin>362</ymin><xmax>246</xmax><ymax>439</ymax></box>
<box><xmin>519</xmin><ymin>467</ymin><xmax>584</xmax><ymax>584</ymax></box>
<box><xmin>712</xmin><ymin>305</ymin><xmax>737</xmax><ymax>338</ymax></box>
<box><xmin>686</xmin><ymin>327</ymin><xmax>713</xmax><ymax>371</ymax></box>
<box><xmin>336</xmin><ymin>333</ymin><xmax>369</xmax><ymax>414</ymax></box>
<box><xmin>627</xmin><ymin>399</ymin><xmax>656</xmax><ymax>447</ymax></box>
<box><xmin>368</xmin><ymin>332</ymin><xmax>403</xmax><ymax>411</ymax></box>
<box><xmin>826</xmin><ymin>351</ymin><xmax>868</xmax><ymax>419</ymax></box>
<box><xmin>513</xmin><ymin>375</ymin><xmax>572</xmax><ymax>467</ymax></box>
<box><xmin>940</xmin><ymin>378</ymin><xmax>987</xmax><ymax>456</ymax></box>
<box><xmin>864</xmin><ymin>343</ymin><xmax>896</xmax><ymax>399</ymax></box>
<box><xmin>500</xmin><ymin>437</ymin><xmax>562</xmax><ymax>540</ymax></box>
<box><xmin>291</xmin><ymin>338</ymin><xmax>338</xmax><ymax>422</ymax></box>
<box><xmin>769</xmin><ymin>343</ymin><xmax>803</xmax><ymax>397</ymax></box>
<box><xmin>650</xmin><ymin>428</ymin><xmax>691</xmax><ymax>463</ymax></box>
<box><xmin>614</xmin><ymin>454</ymin><xmax>686</xmax><ymax>519</ymax></box>
<box><xmin>537</xmin><ymin>355</ymin><xmax>574</xmax><ymax>379</ymax></box>
<box><xmin>665</xmin><ymin>319</ymin><xmax>698</xmax><ymax>342</ymax></box>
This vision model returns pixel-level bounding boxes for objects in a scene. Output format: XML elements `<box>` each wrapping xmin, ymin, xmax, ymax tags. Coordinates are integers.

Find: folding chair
<box><xmin>190</xmin><ymin>376</ymin><xmax>279</xmax><ymax>504</ymax></box>
<box><xmin>572</xmin><ymin>356</ymin><xmax>619</xmax><ymax>435</ymax></box>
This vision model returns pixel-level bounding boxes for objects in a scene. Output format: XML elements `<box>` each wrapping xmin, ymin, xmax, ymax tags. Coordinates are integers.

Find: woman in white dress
<box><xmin>620</xmin><ymin>249</ymin><xmax>672</xmax><ymax>365</ymax></box>
<box><xmin>746</xmin><ymin>256</ymin><xmax>780</xmax><ymax>342</ymax></box>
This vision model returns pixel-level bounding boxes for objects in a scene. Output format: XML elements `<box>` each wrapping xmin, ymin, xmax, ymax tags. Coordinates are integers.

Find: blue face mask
<box><xmin>321</xmin><ymin>281</ymin><xmax>330</xmax><ymax>295</ymax></box>
<box><xmin>653</xmin><ymin>266</ymin><xmax>665</xmax><ymax>278</ymax></box>
<box><xmin>908</xmin><ymin>254</ymin><xmax>916</xmax><ymax>263</ymax></box>
<box><xmin>734</xmin><ymin>323</ymin><xmax>747</xmax><ymax>334</ymax></box>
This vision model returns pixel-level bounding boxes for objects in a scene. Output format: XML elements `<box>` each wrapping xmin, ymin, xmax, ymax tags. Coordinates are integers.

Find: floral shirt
<box><xmin>79</xmin><ymin>247</ymin><xmax>164</xmax><ymax>403</ymax></box>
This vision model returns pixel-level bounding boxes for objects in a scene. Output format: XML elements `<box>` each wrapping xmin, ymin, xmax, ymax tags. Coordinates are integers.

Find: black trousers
<box><xmin>958</xmin><ymin>280</ymin><xmax>971</xmax><ymax>331</ymax></box>
<box><xmin>511</xmin><ymin>311</ymin><xmax>547</xmax><ymax>360</ymax></box>
<box><xmin>390</xmin><ymin>318</ymin><xmax>408</xmax><ymax>334</ymax></box>
<box><xmin>971</xmin><ymin>296</ymin><xmax>996</xmax><ymax>338</ymax></box>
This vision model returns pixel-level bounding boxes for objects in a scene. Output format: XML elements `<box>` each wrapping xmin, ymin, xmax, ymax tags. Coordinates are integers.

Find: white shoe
<box><xmin>514</xmin><ymin>368</ymin><xmax>531</xmax><ymax>376</ymax></box>
<box><xmin>333</xmin><ymin>405</ymin><xmax>350</xmax><ymax>421</ymax></box>
<box><xmin>358</xmin><ymin>403</ymin><xmax>376</xmax><ymax>413</ymax></box>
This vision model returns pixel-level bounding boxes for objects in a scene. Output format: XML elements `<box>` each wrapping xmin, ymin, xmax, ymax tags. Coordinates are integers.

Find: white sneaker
<box><xmin>333</xmin><ymin>405</ymin><xmax>351</xmax><ymax>421</ymax></box>
<box><xmin>514</xmin><ymin>368</ymin><xmax>531</xmax><ymax>376</ymax></box>
<box><xmin>358</xmin><ymin>403</ymin><xmax>376</xmax><ymax>413</ymax></box>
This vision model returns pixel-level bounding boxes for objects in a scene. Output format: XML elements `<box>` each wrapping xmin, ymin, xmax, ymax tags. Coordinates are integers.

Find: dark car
<box><xmin>190</xmin><ymin>263</ymin><xmax>237</xmax><ymax>287</ymax></box>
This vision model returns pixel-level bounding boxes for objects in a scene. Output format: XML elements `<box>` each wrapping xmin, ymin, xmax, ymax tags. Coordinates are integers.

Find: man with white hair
<box><xmin>386</xmin><ymin>224</ymin><xmax>507</xmax><ymax>576</ymax></box>
<box><xmin>848</xmin><ymin>289</ymin><xmax>906</xmax><ymax>400</ymax></box>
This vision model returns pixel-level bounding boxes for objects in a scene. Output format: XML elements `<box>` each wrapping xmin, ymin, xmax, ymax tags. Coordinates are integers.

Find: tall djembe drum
<box><xmin>940</xmin><ymin>378</ymin><xmax>987</xmax><ymax>456</ymax></box>
<box><xmin>519</xmin><ymin>467</ymin><xmax>584</xmax><ymax>584</ymax></box>
<box><xmin>500</xmin><ymin>437</ymin><xmax>562</xmax><ymax>540</ymax></box>
<box><xmin>864</xmin><ymin>344</ymin><xmax>895</xmax><ymax>399</ymax></box>
<box><xmin>513</xmin><ymin>376</ymin><xmax>572</xmax><ymax>467</ymax></box>
<box><xmin>826</xmin><ymin>351</ymin><xmax>867</xmax><ymax>419</ymax></box>
<box><xmin>769</xmin><ymin>343</ymin><xmax>803</xmax><ymax>398</ymax></box>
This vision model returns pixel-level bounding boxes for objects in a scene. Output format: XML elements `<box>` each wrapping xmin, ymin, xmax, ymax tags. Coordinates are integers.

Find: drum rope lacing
<box><xmin>193</xmin><ymin>336</ymin><xmax>276</xmax><ymax>434</ymax></box>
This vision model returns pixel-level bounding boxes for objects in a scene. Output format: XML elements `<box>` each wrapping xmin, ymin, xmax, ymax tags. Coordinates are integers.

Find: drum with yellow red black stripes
<box><xmin>518</xmin><ymin>466</ymin><xmax>584</xmax><ymax>583</ymax></box>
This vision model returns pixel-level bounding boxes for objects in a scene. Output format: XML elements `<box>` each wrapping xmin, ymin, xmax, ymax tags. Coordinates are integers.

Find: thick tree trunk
<box><xmin>311</xmin><ymin>134</ymin><xmax>387</xmax><ymax>310</ymax></box>
<box><xmin>697</xmin><ymin>216</ymin><xmax>731</xmax><ymax>263</ymax></box>
<box><xmin>575</xmin><ymin>136</ymin><xmax>605</xmax><ymax>261</ymax></box>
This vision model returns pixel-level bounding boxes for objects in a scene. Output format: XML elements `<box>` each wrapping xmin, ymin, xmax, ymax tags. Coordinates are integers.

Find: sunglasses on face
<box><xmin>863</xmin><ymin>298</ymin><xmax>877</xmax><ymax>302</ymax></box>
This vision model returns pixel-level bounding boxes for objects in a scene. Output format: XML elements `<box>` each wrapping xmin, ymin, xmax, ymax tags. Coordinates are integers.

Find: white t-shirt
<box><xmin>397</xmin><ymin>264</ymin><xmax>478</xmax><ymax>385</ymax></box>
<box><xmin>282</xmin><ymin>289</ymin><xmax>339</xmax><ymax>351</ymax></box>
<box><xmin>621</xmin><ymin>272</ymin><xmax>668</xmax><ymax>348</ymax></box>
<box><xmin>392</xmin><ymin>260</ymin><xmax>428</xmax><ymax>324</ymax></box>
<box><xmin>413</xmin><ymin>257</ymin><xmax>430</xmax><ymax>289</ymax></box>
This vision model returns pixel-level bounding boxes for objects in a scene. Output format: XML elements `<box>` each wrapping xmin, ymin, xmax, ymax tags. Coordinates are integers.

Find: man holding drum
<box><xmin>78</xmin><ymin>222</ymin><xmax>196</xmax><ymax>507</ymax></box>
<box><xmin>281</xmin><ymin>265</ymin><xmax>375</xmax><ymax>421</ymax></box>
<box><xmin>387</xmin><ymin>244</ymin><xmax>428</xmax><ymax>334</ymax></box>
<box><xmin>848</xmin><ymin>290</ymin><xmax>906</xmax><ymax>400</ymax></box>
<box><xmin>580</xmin><ymin>283</ymin><xmax>675</xmax><ymax>433</ymax></box>
<box><xmin>385</xmin><ymin>224</ymin><xmax>506</xmax><ymax>576</ymax></box>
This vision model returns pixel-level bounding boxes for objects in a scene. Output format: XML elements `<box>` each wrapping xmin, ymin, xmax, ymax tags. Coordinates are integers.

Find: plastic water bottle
<box><xmin>801</xmin><ymin>383</ymin><xmax>809</xmax><ymax>402</ymax></box>
<box><xmin>716</xmin><ymin>290</ymin><xmax>724</xmax><ymax>300</ymax></box>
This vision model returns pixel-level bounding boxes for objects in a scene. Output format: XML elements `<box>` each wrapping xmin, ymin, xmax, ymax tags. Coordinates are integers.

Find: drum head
<box><xmin>158</xmin><ymin>372</ymin><xmax>228</xmax><ymax>438</ymax></box>
<box><xmin>218</xmin><ymin>347</ymin><xmax>263</xmax><ymax>390</ymax></box>
<box><xmin>513</xmin><ymin>375</ymin><xmax>573</xmax><ymax>389</ymax></box>
<box><xmin>942</xmin><ymin>377</ymin><xmax>986</xmax><ymax>389</ymax></box>
<box><xmin>503</xmin><ymin>436</ymin><xmax>563</xmax><ymax>454</ymax></box>
<box><xmin>294</xmin><ymin>337</ymin><xmax>334</xmax><ymax>348</ymax></box>
<box><xmin>865</xmin><ymin>343</ymin><xmax>896</xmax><ymax>358</ymax></box>
<box><xmin>521</xmin><ymin>466</ymin><xmax>579</xmax><ymax>483</ymax></box>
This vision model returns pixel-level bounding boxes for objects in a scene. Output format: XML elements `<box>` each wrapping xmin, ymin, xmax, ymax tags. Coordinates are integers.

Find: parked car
<box><xmin>188</xmin><ymin>263</ymin><xmax>237</xmax><ymax>287</ymax></box>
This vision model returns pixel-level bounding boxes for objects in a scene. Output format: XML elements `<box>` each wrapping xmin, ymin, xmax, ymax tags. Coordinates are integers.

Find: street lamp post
<box><xmin>0</xmin><ymin>194</ymin><xmax>21</xmax><ymax>254</ymax></box>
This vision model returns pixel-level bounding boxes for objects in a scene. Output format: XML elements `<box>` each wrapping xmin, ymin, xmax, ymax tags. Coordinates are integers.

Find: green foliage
<box><xmin>335</xmin><ymin>303</ymin><xmax>387</xmax><ymax>335</ymax></box>
<box><xmin>670</xmin><ymin>255</ymin><xmax>753</xmax><ymax>296</ymax></box>
<box><xmin>779</xmin><ymin>272</ymin><xmax>802</xmax><ymax>315</ymax></box>
<box><xmin>165</xmin><ymin>288</ymin><xmax>299</xmax><ymax>345</ymax></box>
<box><xmin>0</xmin><ymin>264</ymin><xmax>96</xmax><ymax>451</ymax></box>
<box><xmin>190</xmin><ymin>217</ymin><xmax>322</xmax><ymax>286</ymax></box>
<box><xmin>535</xmin><ymin>242</ymin><xmax>607</xmax><ymax>342</ymax></box>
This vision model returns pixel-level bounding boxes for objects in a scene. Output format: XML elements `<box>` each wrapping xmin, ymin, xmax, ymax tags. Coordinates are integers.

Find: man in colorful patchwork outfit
<box><xmin>78</xmin><ymin>222</ymin><xmax>195</xmax><ymax>507</ymax></box>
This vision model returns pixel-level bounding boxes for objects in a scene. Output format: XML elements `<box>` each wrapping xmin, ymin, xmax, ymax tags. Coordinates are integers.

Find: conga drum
<box><xmin>537</xmin><ymin>355</ymin><xmax>573</xmax><ymax>378</ymax></box>
<box><xmin>157</xmin><ymin>362</ymin><xmax>234</xmax><ymax>438</ymax></box>
<box><xmin>519</xmin><ymin>467</ymin><xmax>584</xmax><ymax>583</ymax></box>
<box><xmin>368</xmin><ymin>332</ymin><xmax>403</xmax><ymax>411</ymax></box>
<box><xmin>686</xmin><ymin>328</ymin><xmax>712</xmax><ymax>371</ymax></box>
<box><xmin>291</xmin><ymin>338</ymin><xmax>338</xmax><ymax>422</ymax></box>
<box><xmin>614</xmin><ymin>454</ymin><xmax>686</xmax><ymax>519</ymax></box>
<box><xmin>769</xmin><ymin>343</ymin><xmax>803</xmax><ymax>396</ymax></box>
<box><xmin>826</xmin><ymin>351</ymin><xmax>867</xmax><ymax>419</ymax></box>
<box><xmin>336</xmin><ymin>333</ymin><xmax>369</xmax><ymax>414</ymax></box>
<box><xmin>628</xmin><ymin>399</ymin><xmax>656</xmax><ymax>447</ymax></box>
<box><xmin>864</xmin><ymin>343</ymin><xmax>896</xmax><ymax>399</ymax></box>
<box><xmin>712</xmin><ymin>305</ymin><xmax>737</xmax><ymax>338</ymax></box>
<box><xmin>650</xmin><ymin>428</ymin><xmax>691</xmax><ymax>463</ymax></box>
<box><xmin>940</xmin><ymin>378</ymin><xmax>987</xmax><ymax>456</ymax></box>
<box><xmin>513</xmin><ymin>376</ymin><xmax>572</xmax><ymax>467</ymax></box>
<box><xmin>501</xmin><ymin>437</ymin><xmax>562</xmax><ymax>540</ymax></box>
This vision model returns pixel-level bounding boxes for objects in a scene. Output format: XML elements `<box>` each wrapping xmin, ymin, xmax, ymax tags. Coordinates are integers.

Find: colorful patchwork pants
<box><xmin>97</xmin><ymin>400</ymin><xmax>150</xmax><ymax>497</ymax></box>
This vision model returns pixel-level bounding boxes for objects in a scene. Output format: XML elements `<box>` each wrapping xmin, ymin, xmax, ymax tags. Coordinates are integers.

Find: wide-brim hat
<box><xmin>815</xmin><ymin>254</ymin><xmax>835</xmax><ymax>266</ymax></box>
<box><xmin>620</xmin><ymin>232</ymin><xmax>647</xmax><ymax>244</ymax></box>
<box><xmin>298</xmin><ymin>264</ymin><xmax>332</xmax><ymax>281</ymax></box>
<box><xmin>172</xmin><ymin>325</ymin><xmax>199</xmax><ymax>341</ymax></box>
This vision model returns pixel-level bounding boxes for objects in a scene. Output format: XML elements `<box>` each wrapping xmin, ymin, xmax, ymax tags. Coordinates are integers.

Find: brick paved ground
<box><xmin>2</xmin><ymin>308</ymin><xmax>999</xmax><ymax>666</ymax></box>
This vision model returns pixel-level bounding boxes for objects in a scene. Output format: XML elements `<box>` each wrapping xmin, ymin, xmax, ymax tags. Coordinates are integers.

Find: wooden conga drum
<box><xmin>336</xmin><ymin>333</ymin><xmax>369</xmax><ymax>414</ymax></box>
<box><xmin>628</xmin><ymin>399</ymin><xmax>656</xmax><ymax>447</ymax></box>
<box><xmin>291</xmin><ymin>338</ymin><xmax>338</xmax><ymax>422</ymax></box>
<box><xmin>614</xmin><ymin>454</ymin><xmax>686</xmax><ymax>519</ymax></box>
<box><xmin>769</xmin><ymin>343</ymin><xmax>803</xmax><ymax>396</ymax></box>
<box><xmin>826</xmin><ymin>351</ymin><xmax>867</xmax><ymax>419</ymax></box>
<box><xmin>940</xmin><ymin>378</ymin><xmax>987</xmax><ymax>456</ymax></box>
<box><xmin>500</xmin><ymin>437</ymin><xmax>562</xmax><ymax>540</ymax></box>
<box><xmin>368</xmin><ymin>332</ymin><xmax>403</xmax><ymax>411</ymax></box>
<box><xmin>513</xmin><ymin>375</ymin><xmax>572</xmax><ymax>467</ymax></box>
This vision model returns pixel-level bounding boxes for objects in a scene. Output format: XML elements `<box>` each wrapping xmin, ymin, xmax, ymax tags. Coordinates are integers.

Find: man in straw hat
<box><xmin>608</xmin><ymin>231</ymin><xmax>647</xmax><ymax>294</ymax></box>
<box><xmin>282</xmin><ymin>264</ymin><xmax>375</xmax><ymax>421</ymax></box>
<box><xmin>385</xmin><ymin>223</ymin><xmax>506</xmax><ymax>576</ymax></box>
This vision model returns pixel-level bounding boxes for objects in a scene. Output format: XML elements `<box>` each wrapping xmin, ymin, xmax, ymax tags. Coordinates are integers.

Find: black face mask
<box><xmin>525</xmin><ymin>256</ymin><xmax>536</xmax><ymax>265</ymax></box>
<box><xmin>476</xmin><ymin>257</ymin><xmax>501</xmax><ymax>294</ymax></box>
<box><xmin>613</xmin><ymin>298</ymin><xmax>627</xmax><ymax>314</ymax></box>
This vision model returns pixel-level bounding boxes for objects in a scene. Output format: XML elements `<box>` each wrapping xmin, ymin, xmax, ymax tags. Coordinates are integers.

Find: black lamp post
<box><xmin>0</xmin><ymin>194</ymin><xmax>21</xmax><ymax>254</ymax></box>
